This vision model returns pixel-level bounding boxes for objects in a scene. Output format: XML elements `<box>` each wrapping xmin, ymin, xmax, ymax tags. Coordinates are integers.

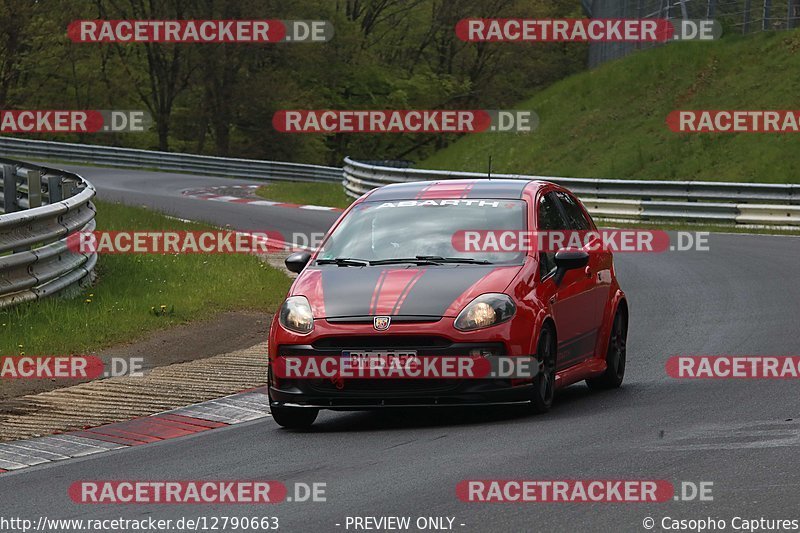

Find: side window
<box><xmin>555</xmin><ymin>191</ymin><xmax>591</xmax><ymax>230</ymax></box>
<box><xmin>537</xmin><ymin>192</ymin><xmax>567</xmax><ymax>278</ymax></box>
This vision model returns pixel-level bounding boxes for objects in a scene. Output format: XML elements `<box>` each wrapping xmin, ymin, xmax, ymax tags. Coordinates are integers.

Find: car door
<box><xmin>554</xmin><ymin>190</ymin><xmax>609</xmax><ymax>345</ymax></box>
<box><xmin>536</xmin><ymin>191</ymin><xmax>599</xmax><ymax>370</ymax></box>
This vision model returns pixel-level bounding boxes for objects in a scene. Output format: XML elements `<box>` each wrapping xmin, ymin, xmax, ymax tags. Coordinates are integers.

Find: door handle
<box><xmin>584</xmin><ymin>266</ymin><xmax>592</xmax><ymax>278</ymax></box>
<box><xmin>549</xmin><ymin>295</ymin><xmax>556</xmax><ymax>304</ymax></box>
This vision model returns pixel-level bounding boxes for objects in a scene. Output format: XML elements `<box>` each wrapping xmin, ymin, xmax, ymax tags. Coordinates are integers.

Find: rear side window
<box><xmin>555</xmin><ymin>191</ymin><xmax>592</xmax><ymax>230</ymax></box>
<box><xmin>537</xmin><ymin>192</ymin><xmax>567</xmax><ymax>278</ymax></box>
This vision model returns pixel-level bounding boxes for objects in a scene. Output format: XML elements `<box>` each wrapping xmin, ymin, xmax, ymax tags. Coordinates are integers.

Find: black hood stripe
<box><xmin>319</xmin><ymin>266</ymin><xmax>496</xmax><ymax>318</ymax></box>
<box><xmin>369</xmin><ymin>270</ymin><xmax>387</xmax><ymax>314</ymax></box>
<box><xmin>391</xmin><ymin>268</ymin><xmax>426</xmax><ymax>315</ymax></box>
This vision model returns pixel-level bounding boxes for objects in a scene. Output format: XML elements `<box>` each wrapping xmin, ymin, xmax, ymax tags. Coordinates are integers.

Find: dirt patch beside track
<box><xmin>1</xmin><ymin>311</ymin><xmax>273</xmax><ymax>401</ymax></box>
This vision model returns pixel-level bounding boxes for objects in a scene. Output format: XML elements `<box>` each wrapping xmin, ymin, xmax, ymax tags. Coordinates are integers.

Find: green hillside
<box><xmin>422</xmin><ymin>31</ymin><xmax>800</xmax><ymax>183</ymax></box>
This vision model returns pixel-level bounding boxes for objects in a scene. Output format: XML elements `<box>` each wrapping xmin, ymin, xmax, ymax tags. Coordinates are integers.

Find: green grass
<box><xmin>422</xmin><ymin>31</ymin><xmax>800</xmax><ymax>183</ymax></box>
<box><xmin>256</xmin><ymin>182</ymin><xmax>352</xmax><ymax>209</ymax></box>
<box><xmin>1</xmin><ymin>200</ymin><xmax>291</xmax><ymax>355</ymax></box>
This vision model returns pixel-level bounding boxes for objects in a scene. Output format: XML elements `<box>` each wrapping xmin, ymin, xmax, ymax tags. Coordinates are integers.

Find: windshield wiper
<box><xmin>368</xmin><ymin>257</ymin><xmax>443</xmax><ymax>266</ymax></box>
<box><xmin>414</xmin><ymin>255</ymin><xmax>493</xmax><ymax>264</ymax></box>
<box><xmin>315</xmin><ymin>257</ymin><xmax>370</xmax><ymax>267</ymax></box>
<box><xmin>369</xmin><ymin>256</ymin><xmax>493</xmax><ymax>266</ymax></box>
<box><xmin>316</xmin><ymin>256</ymin><xmax>493</xmax><ymax>267</ymax></box>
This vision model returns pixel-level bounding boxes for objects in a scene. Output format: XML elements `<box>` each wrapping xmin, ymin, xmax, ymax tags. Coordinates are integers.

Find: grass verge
<box><xmin>1</xmin><ymin>200</ymin><xmax>291</xmax><ymax>355</ymax></box>
<box><xmin>422</xmin><ymin>30</ymin><xmax>800</xmax><ymax>183</ymax></box>
<box><xmin>256</xmin><ymin>181</ymin><xmax>352</xmax><ymax>209</ymax></box>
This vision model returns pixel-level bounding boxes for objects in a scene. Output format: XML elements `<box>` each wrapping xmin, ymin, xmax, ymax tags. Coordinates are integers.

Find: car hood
<box><xmin>291</xmin><ymin>264</ymin><xmax>522</xmax><ymax>320</ymax></box>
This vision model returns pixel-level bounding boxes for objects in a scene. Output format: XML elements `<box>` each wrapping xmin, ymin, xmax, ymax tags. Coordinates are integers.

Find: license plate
<box><xmin>341</xmin><ymin>350</ymin><xmax>418</xmax><ymax>370</ymax></box>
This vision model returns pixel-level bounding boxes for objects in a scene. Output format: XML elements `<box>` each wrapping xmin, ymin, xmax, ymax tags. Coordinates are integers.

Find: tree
<box><xmin>96</xmin><ymin>0</ymin><xmax>196</xmax><ymax>150</ymax></box>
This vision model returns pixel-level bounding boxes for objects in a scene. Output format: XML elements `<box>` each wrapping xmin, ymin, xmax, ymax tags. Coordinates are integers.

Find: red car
<box><xmin>268</xmin><ymin>179</ymin><xmax>628</xmax><ymax>428</ymax></box>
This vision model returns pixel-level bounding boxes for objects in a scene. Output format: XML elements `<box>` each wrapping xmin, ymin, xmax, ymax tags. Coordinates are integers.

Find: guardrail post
<box><xmin>706</xmin><ymin>0</ymin><xmax>716</xmax><ymax>19</ymax></box>
<box><xmin>61</xmin><ymin>178</ymin><xmax>77</xmax><ymax>198</ymax></box>
<box><xmin>2</xmin><ymin>164</ymin><xmax>17</xmax><ymax>214</ymax></box>
<box><xmin>743</xmin><ymin>0</ymin><xmax>752</xmax><ymax>33</ymax></box>
<box><xmin>679</xmin><ymin>0</ymin><xmax>689</xmax><ymax>19</ymax></box>
<box><xmin>46</xmin><ymin>175</ymin><xmax>63</xmax><ymax>203</ymax></box>
<box><xmin>27</xmin><ymin>170</ymin><xmax>42</xmax><ymax>208</ymax></box>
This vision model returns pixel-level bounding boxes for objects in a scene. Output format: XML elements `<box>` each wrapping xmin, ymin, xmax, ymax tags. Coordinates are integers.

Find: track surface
<box><xmin>3</xmin><ymin>166</ymin><xmax>800</xmax><ymax>532</ymax></box>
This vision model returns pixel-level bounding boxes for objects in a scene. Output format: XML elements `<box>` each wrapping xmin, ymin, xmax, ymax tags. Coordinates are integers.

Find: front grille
<box><xmin>312</xmin><ymin>336</ymin><xmax>451</xmax><ymax>349</ymax></box>
<box><xmin>308</xmin><ymin>378</ymin><xmax>459</xmax><ymax>393</ymax></box>
<box><xmin>278</xmin><ymin>340</ymin><xmax>505</xmax><ymax>358</ymax></box>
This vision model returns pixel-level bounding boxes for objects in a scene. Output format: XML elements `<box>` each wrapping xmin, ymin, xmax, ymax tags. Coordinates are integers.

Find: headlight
<box><xmin>279</xmin><ymin>296</ymin><xmax>314</xmax><ymax>334</ymax></box>
<box><xmin>454</xmin><ymin>293</ymin><xmax>516</xmax><ymax>331</ymax></box>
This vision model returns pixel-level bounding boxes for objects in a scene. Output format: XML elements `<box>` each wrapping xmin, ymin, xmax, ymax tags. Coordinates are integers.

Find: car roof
<box><xmin>361</xmin><ymin>179</ymin><xmax>552</xmax><ymax>202</ymax></box>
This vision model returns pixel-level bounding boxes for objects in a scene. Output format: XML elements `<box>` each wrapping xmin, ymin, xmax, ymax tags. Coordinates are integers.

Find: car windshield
<box><xmin>317</xmin><ymin>198</ymin><xmax>526</xmax><ymax>265</ymax></box>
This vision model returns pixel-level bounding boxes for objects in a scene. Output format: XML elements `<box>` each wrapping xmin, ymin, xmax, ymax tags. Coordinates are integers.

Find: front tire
<box><xmin>268</xmin><ymin>366</ymin><xmax>319</xmax><ymax>428</ymax></box>
<box><xmin>528</xmin><ymin>325</ymin><xmax>557</xmax><ymax>414</ymax></box>
<box><xmin>586</xmin><ymin>308</ymin><xmax>627</xmax><ymax>390</ymax></box>
<box><xmin>270</xmin><ymin>405</ymin><xmax>319</xmax><ymax>429</ymax></box>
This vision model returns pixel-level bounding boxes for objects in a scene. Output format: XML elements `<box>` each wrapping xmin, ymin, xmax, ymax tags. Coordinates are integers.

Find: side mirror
<box><xmin>285</xmin><ymin>251</ymin><xmax>312</xmax><ymax>274</ymax></box>
<box><xmin>553</xmin><ymin>249</ymin><xmax>589</xmax><ymax>286</ymax></box>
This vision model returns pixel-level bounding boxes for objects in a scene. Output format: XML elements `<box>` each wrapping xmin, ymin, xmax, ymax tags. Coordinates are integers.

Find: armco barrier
<box><xmin>0</xmin><ymin>136</ymin><xmax>342</xmax><ymax>183</ymax></box>
<box><xmin>0</xmin><ymin>157</ymin><xmax>96</xmax><ymax>309</ymax></box>
<box><xmin>1</xmin><ymin>137</ymin><xmax>796</xmax><ymax>227</ymax></box>
<box><xmin>343</xmin><ymin>157</ymin><xmax>800</xmax><ymax>227</ymax></box>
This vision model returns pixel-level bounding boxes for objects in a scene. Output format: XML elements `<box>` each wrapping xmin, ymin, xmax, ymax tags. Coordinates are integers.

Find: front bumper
<box><xmin>269</xmin><ymin>317</ymin><xmax>535</xmax><ymax>409</ymax></box>
<box><xmin>268</xmin><ymin>381</ymin><xmax>535</xmax><ymax>410</ymax></box>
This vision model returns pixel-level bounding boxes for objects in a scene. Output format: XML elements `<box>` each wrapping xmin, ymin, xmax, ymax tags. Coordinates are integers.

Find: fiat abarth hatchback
<box><xmin>268</xmin><ymin>179</ymin><xmax>628</xmax><ymax>428</ymax></box>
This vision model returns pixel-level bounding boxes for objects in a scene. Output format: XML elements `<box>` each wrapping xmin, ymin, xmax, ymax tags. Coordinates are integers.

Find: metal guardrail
<box><xmin>0</xmin><ymin>157</ymin><xmax>96</xmax><ymax>309</ymax></box>
<box><xmin>343</xmin><ymin>157</ymin><xmax>800</xmax><ymax>227</ymax></box>
<box><xmin>0</xmin><ymin>136</ymin><xmax>342</xmax><ymax>183</ymax></box>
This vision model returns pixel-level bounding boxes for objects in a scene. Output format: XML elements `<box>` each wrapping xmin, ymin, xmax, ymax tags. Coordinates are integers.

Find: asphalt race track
<box><xmin>3</xmin><ymin>166</ymin><xmax>799</xmax><ymax>532</ymax></box>
<box><xmin>63</xmin><ymin>164</ymin><xmax>341</xmax><ymax>238</ymax></box>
